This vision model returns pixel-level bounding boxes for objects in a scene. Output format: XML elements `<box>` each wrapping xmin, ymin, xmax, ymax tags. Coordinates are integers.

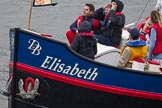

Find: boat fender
<box><xmin>24</xmin><ymin>77</ymin><xmax>35</xmax><ymax>92</ymax></box>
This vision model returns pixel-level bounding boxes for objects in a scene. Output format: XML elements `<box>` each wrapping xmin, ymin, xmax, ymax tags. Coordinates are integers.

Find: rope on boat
<box><xmin>134</xmin><ymin>0</ymin><xmax>150</xmax><ymax>26</ymax></box>
<box><xmin>0</xmin><ymin>75</ymin><xmax>12</xmax><ymax>97</ymax></box>
<box><xmin>125</xmin><ymin>19</ymin><xmax>144</xmax><ymax>28</ymax></box>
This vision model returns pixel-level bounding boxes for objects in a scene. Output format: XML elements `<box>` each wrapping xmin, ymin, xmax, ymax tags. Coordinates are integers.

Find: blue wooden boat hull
<box><xmin>8</xmin><ymin>28</ymin><xmax>162</xmax><ymax>108</ymax></box>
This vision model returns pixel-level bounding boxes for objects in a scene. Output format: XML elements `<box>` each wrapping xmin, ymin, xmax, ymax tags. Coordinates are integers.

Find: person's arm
<box><xmin>71</xmin><ymin>35</ymin><xmax>79</xmax><ymax>52</ymax></box>
<box><xmin>93</xmin><ymin>3</ymin><xmax>112</xmax><ymax>20</ymax></box>
<box><xmin>118</xmin><ymin>47</ymin><xmax>131</xmax><ymax>67</ymax></box>
<box><xmin>93</xmin><ymin>7</ymin><xmax>105</xmax><ymax>21</ymax></box>
<box><xmin>147</xmin><ymin>28</ymin><xmax>157</xmax><ymax>60</ymax></box>
<box><xmin>70</xmin><ymin>20</ymin><xmax>78</xmax><ymax>33</ymax></box>
<box><xmin>93</xmin><ymin>38</ymin><xmax>98</xmax><ymax>55</ymax></box>
<box><xmin>109</xmin><ymin>10</ymin><xmax>125</xmax><ymax>27</ymax></box>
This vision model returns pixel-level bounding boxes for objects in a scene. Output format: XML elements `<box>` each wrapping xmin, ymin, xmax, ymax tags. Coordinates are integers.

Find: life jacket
<box><xmin>116</xmin><ymin>12</ymin><xmax>123</xmax><ymax>15</ymax></box>
<box><xmin>136</xmin><ymin>23</ymin><xmax>150</xmax><ymax>41</ymax></box>
<box><xmin>104</xmin><ymin>11</ymin><xmax>125</xmax><ymax>47</ymax></box>
<box><xmin>78</xmin><ymin>32</ymin><xmax>93</xmax><ymax>37</ymax></box>
<box><xmin>120</xmin><ymin>40</ymin><xmax>147</xmax><ymax>61</ymax></box>
<box><xmin>66</xmin><ymin>31</ymin><xmax>93</xmax><ymax>45</ymax></box>
<box><xmin>152</xmin><ymin>24</ymin><xmax>162</xmax><ymax>55</ymax></box>
<box><xmin>128</xmin><ymin>45</ymin><xmax>147</xmax><ymax>61</ymax></box>
<box><xmin>119</xmin><ymin>43</ymin><xmax>147</xmax><ymax>67</ymax></box>
<box><xmin>66</xmin><ymin>16</ymin><xmax>99</xmax><ymax>45</ymax></box>
<box><xmin>77</xmin><ymin>15</ymin><xmax>99</xmax><ymax>31</ymax></box>
<box><xmin>105</xmin><ymin>11</ymin><xmax>123</xmax><ymax>19</ymax></box>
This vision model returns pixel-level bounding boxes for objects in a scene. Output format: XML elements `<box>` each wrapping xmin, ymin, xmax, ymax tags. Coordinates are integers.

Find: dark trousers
<box><xmin>95</xmin><ymin>34</ymin><xmax>115</xmax><ymax>46</ymax></box>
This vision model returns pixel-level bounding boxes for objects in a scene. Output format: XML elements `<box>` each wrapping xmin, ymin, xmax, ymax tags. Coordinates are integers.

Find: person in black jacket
<box><xmin>71</xmin><ymin>21</ymin><xmax>97</xmax><ymax>60</ymax></box>
<box><xmin>94</xmin><ymin>0</ymin><xmax>125</xmax><ymax>47</ymax></box>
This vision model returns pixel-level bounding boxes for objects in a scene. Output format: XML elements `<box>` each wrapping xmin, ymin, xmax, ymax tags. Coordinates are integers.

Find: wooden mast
<box><xmin>28</xmin><ymin>0</ymin><xmax>33</xmax><ymax>30</ymax></box>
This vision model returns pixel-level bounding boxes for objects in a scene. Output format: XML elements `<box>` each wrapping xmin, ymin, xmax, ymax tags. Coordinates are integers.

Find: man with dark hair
<box><xmin>66</xmin><ymin>3</ymin><xmax>100</xmax><ymax>45</ymax></box>
<box><xmin>85</xmin><ymin>3</ymin><xmax>95</xmax><ymax>12</ymax></box>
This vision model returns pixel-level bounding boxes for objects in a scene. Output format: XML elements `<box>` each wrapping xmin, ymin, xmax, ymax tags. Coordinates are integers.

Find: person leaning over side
<box><xmin>147</xmin><ymin>10</ymin><xmax>162</xmax><ymax>65</ymax></box>
<box><xmin>118</xmin><ymin>28</ymin><xmax>147</xmax><ymax>68</ymax></box>
<box><xmin>66</xmin><ymin>3</ymin><xmax>100</xmax><ymax>45</ymax></box>
<box><xmin>94</xmin><ymin>0</ymin><xmax>125</xmax><ymax>47</ymax></box>
<box><xmin>71</xmin><ymin>21</ymin><xmax>97</xmax><ymax>60</ymax></box>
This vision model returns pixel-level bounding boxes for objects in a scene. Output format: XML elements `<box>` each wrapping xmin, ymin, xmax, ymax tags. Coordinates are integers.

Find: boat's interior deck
<box><xmin>95</xmin><ymin>43</ymin><xmax>120</xmax><ymax>67</ymax></box>
<box><xmin>94</xmin><ymin>30</ymin><xmax>162</xmax><ymax>74</ymax></box>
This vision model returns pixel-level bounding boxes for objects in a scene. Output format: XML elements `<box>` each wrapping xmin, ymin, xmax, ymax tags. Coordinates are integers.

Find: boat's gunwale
<box><xmin>16</xmin><ymin>28</ymin><xmax>162</xmax><ymax>77</ymax></box>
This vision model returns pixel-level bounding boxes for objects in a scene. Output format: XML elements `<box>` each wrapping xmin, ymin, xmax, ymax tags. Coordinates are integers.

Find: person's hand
<box><xmin>103</xmin><ymin>3</ymin><xmax>112</xmax><ymax>12</ymax></box>
<box><xmin>103</xmin><ymin>3</ymin><xmax>112</xmax><ymax>9</ymax></box>
<box><xmin>76</xmin><ymin>29</ymin><xmax>78</xmax><ymax>34</ymax></box>
<box><xmin>111</xmin><ymin>2</ymin><xmax>117</xmax><ymax>11</ymax></box>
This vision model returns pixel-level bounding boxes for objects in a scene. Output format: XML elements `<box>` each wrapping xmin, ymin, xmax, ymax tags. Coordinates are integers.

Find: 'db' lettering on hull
<box><xmin>28</xmin><ymin>39</ymin><xmax>42</xmax><ymax>55</ymax></box>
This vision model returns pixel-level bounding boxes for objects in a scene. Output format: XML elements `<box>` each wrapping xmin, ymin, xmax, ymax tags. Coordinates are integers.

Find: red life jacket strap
<box><xmin>136</xmin><ymin>23</ymin><xmax>145</xmax><ymax>30</ymax></box>
<box><xmin>105</xmin><ymin>12</ymin><xmax>123</xmax><ymax>19</ymax></box>
<box><xmin>115</xmin><ymin>12</ymin><xmax>122</xmax><ymax>15</ymax></box>
<box><xmin>77</xmin><ymin>15</ymin><xmax>99</xmax><ymax>31</ymax></box>
<box><xmin>92</xmin><ymin>19</ymin><xmax>99</xmax><ymax>30</ymax></box>
<box><xmin>77</xmin><ymin>15</ymin><xmax>84</xmax><ymax>27</ymax></box>
<box><xmin>79</xmin><ymin>32</ymin><xmax>93</xmax><ymax>37</ymax></box>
